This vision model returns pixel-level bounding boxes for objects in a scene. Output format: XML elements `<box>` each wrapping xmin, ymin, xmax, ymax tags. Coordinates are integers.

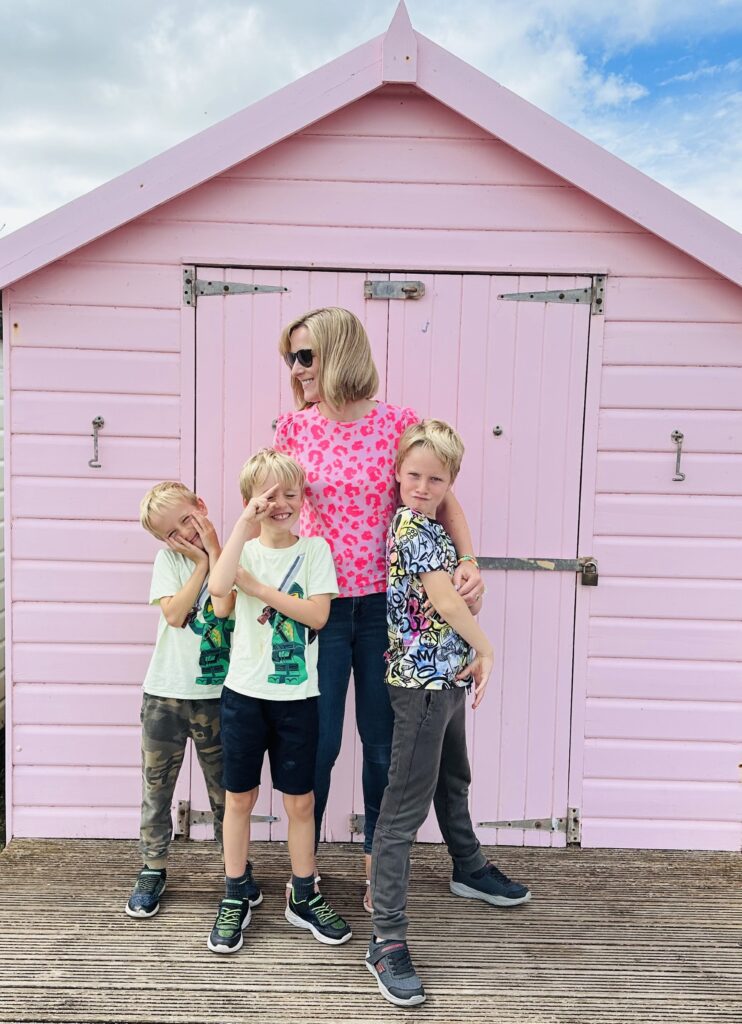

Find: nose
<box><xmin>290</xmin><ymin>359</ymin><xmax>303</xmax><ymax>378</ymax></box>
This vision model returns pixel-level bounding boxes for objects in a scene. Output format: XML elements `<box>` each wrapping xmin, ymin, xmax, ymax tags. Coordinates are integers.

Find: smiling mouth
<box><xmin>271</xmin><ymin>512</ymin><xmax>293</xmax><ymax>520</ymax></box>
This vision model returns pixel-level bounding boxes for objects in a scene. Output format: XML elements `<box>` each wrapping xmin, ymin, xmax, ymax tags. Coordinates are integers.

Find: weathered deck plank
<box><xmin>0</xmin><ymin>840</ymin><xmax>740</xmax><ymax>1023</ymax></box>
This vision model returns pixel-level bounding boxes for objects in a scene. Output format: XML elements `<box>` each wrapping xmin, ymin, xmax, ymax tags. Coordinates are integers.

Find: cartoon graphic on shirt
<box><xmin>188</xmin><ymin>599</ymin><xmax>235</xmax><ymax>686</ymax></box>
<box><xmin>266</xmin><ymin>583</ymin><xmax>310</xmax><ymax>686</ymax></box>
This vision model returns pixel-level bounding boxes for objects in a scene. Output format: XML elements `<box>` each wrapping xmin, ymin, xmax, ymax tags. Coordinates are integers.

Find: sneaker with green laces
<box><xmin>285</xmin><ymin>891</ymin><xmax>352</xmax><ymax>945</ymax></box>
<box><xmin>125</xmin><ymin>867</ymin><xmax>167</xmax><ymax>918</ymax></box>
<box><xmin>207</xmin><ymin>897</ymin><xmax>251</xmax><ymax>954</ymax></box>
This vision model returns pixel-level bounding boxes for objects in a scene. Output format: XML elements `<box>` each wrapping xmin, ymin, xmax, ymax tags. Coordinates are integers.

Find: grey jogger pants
<box><xmin>370</xmin><ymin>685</ymin><xmax>487</xmax><ymax>940</ymax></box>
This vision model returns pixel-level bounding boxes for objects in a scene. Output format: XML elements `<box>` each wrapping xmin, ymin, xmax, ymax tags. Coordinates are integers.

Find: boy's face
<box><xmin>396</xmin><ymin>447</ymin><xmax>453</xmax><ymax>518</ymax></box>
<box><xmin>248</xmin><ymin>471</ymin><xmax>303</xmax><ymax>535</ymax></box>
<box><xmin>150</xmin><ymin>497</ymin><xmax>207</xmax><ymax>549</ymax></box>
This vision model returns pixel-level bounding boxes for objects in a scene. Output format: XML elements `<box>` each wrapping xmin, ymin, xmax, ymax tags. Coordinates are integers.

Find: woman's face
<box><xmin>289</xmin><ymin>325</ymin><xmax>320</xmax><ymax>404</ymax></box>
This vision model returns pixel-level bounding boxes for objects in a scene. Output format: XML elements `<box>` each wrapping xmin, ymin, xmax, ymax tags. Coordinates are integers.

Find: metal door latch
<box><xmin>364</xmin><ymin>280</ymin><xmax>425</xmax><ymax>300</ymax></box>
<box><xmin>175</xmin><ymin>800</ymin><xmax>279</xmax><ymax>839</ymax></box>
<box><xmin>478</xmin><ymin>808</ymin><xmax>581</xmax><ymax>845</ymax></box>
<box><xmin>88</xmin><ymin>416</ymin><xmax>104</xmax><ymax>468</ymax></box>
<box><xmin>671</xmin><ymin>430</ymin><xmax>685</xmax><ymax>481</ymax></box>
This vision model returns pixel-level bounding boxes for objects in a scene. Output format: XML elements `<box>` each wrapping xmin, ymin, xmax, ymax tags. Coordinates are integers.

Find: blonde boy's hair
<box><xmin>278</xmin><ymin>307</ymin><xmax>379</xmax><ymax>412</ymax></box>
<box><xmin>396</xmin><ymin>420</ymin><xmax>465</xmax><ymax>482</ymax></box>
<box><xmin>140</xmin><ymin>481</ymin><xmax>200</xmax><ymax>536</ymax></box>
<box><xmin>239</xmin><ymin>448</ymin><xmax>306</xmax><ymax>503</ymax></box>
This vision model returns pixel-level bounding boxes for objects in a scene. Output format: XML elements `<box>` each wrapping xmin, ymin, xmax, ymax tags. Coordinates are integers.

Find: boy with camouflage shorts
<box><xmin>126</xmin><ymin>482</ymin><xmax>245</xmax><ymax>919</ymax></box>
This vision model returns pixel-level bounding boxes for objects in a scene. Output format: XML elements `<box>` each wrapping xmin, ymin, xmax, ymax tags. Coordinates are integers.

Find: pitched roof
<box><xmin>1</xmin><ymin>2</ymin><xmax>740</xmax><ymax>289</ymax></box>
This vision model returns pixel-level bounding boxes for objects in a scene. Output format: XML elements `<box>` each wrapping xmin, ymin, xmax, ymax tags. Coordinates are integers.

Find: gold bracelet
<box><xmin>456</xmin><ymin>554</ymin><xmax>479</xmax><ymax>569</ymax></box>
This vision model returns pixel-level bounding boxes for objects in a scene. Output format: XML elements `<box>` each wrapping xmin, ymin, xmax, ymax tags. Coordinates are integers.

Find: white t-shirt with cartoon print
<box><xmin>143</xmin><ymin>548</ymin><xmax>234</xmax><ymax>699</ymax></box>
<box><xmin>223</xmin><ymin>536</ymin><xmax>338</xmax><ymax>701</ymax></box>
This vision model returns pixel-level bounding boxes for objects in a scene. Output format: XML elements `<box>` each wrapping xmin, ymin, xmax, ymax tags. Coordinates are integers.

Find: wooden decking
<box><xmin>0</xmin><ymin>839</ymin><xmax>740</xmax><ymax>1024</ymax></box>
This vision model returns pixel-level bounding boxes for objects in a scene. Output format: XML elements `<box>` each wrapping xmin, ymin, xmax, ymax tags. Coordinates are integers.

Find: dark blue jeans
<box><xmin>315</xmin><ymin>591</ymin><xmax>393</xmax><ymax>854</ymax></box>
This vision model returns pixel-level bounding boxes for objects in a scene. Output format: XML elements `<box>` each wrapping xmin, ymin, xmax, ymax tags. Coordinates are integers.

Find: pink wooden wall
<box><xmin>4</xmin><ymin>85</ymin><xmax>741</xmax><ymax>850</ymax></box>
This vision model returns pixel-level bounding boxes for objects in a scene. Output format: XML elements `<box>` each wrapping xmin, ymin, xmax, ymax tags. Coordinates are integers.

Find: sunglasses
<box><xmin>283</xmin><ymin>348</ymin><xmax>315</xmax><ymax>369</ymax></box>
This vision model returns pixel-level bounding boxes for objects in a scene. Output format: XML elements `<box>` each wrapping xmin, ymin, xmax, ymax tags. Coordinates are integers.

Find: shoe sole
<box><xmin>249</xmin><ymin>892</ymin><xmax>264</xmax><ymax>908</ymax></box>
<box><xmin>284</xmin><ymin>905</ymin><xmax>352</xmax><ymax>945</ymax></box>
<box><xmin>207</xmin><ymin>905</ymin><xmax>251</xmax><ymax>954</ymax></box>
<box><xmin>124</xmin><ymin>881</ymin><xmax>166</xmax><ymax>918</ymax></box>
<box><xmin>449</xmin><ymin>880</ymin><xmax>532</xmax><ymax>907</ymax></box>
<box><xmin>364</xmin><ymin>959</ymin><xmax>426</xmax><ymax>1007</ymax></box>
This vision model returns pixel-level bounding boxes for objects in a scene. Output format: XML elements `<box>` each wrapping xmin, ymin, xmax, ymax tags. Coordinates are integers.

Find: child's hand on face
<box><xmin>189</xmin><ymin>511</ymin><xmax>220</xmax><ymax>556</ymax></box>
<box><xmin>458</xmin><ymin>650</ymin><xmax>494</xmax><ymax>709</ymax></box>
<box><xmin>242</xmin><ymin>482</ymin><xmax>280</xmax><ymax>524</ymax></box>
<box><xmin>166</xmin><ymin>533</ymin><xmax>208</xmax><ymax>566</ymax></box>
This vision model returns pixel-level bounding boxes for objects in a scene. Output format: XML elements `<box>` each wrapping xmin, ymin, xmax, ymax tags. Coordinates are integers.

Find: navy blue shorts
<box><xmin>220</xmin><ymin>686</ymin><xmax>318</xmax><ymax>795</ymax></box>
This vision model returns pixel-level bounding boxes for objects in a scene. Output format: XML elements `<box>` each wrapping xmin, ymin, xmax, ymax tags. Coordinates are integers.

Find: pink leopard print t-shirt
<box><xmin>273</xmin><ymin>402</ymin><xmax>418</xmax><ymax>598</ymax></box>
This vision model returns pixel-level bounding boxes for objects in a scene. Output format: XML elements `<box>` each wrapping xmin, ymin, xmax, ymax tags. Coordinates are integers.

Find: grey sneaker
<box><xmin>285</xmin><ymin>891</ymin><xmax>352</xmax><ymax>945</ymax></box>
<box><xmin>207</xmin><ymin>897</ymin><xmax>251</xmax><ymax>954</ymax></box>
<box><xmin>365</xmin><ymin>937</ymin><xmax>426</xmax><ymax>1007</ymax></box>
<box><xmin>125</xmin><ymin>867</ymin><xmax>167</xmax><ymax>918</ymax></box>
<box><xmin>450</xmin><ymin>861</ymin><xmax>531</xmax><ymax>906</ymax></box>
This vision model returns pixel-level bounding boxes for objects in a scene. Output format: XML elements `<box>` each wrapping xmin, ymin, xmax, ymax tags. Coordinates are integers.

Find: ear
<box><xmin>195</xmin><ymin>497</ymin><xmax>207</xmax><ymax>514</ymax></box>
<box><xmin>242</xmin><ymin>497</ymin><xmax>249</xmax><ymax>508</ymax></box>
<box><xmin>395</xmin><ymin>468</ymin><xmax>402</xmax><ymax>484</ymax></box>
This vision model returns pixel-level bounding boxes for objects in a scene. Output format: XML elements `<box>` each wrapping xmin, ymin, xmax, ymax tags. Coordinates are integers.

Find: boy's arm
<box><xmin>235</xmin><ymin>568</ymin><xmax>331</xmax><ymax>630</ymax></box>
<box><xmin>209</xmin><ymin>482</ymin><xmax>280</xmax><ymax>598</ymax></box>
<box><xmin>158</xmin><ymin>552</ymin><xmax>209</xmax><ymax>628</ymax></box>
<box><xmin>420</xmin><ymin>570</ymin><xmax>494</xmax><ymax>708</ymax></box>
<box><xmin>437</xmin><ymin>492</ymin><xmax>484</xmax><ymax>604</ymax></box>
<box><xmin>189</xmin><ymin>510</ymin><xmax>235</xmax><ymax>617</ymax></box>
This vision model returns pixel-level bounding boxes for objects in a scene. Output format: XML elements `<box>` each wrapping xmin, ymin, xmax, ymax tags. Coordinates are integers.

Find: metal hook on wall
<box><xmin>671</xmin><ymin>430</ymin><xmax>685</xmax><ymax>482</ymax></box>
<box><xmin>89</xmin><ymin>416</ymin><xmax>105</xmax><ymax>469</ymax></box>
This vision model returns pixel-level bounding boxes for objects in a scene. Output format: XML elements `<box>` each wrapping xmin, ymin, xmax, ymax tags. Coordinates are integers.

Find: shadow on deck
<box><xmin>0</xmin><ymin>839</ymin><xmax>740</xmax><ymax>1023</ymax></box>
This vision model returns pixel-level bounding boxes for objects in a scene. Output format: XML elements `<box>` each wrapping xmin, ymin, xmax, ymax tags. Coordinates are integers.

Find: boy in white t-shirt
<box><xmin>126</xmin><ymin>482</ymin><xmax>238</xmax><ymax>919</ymax></box>
<box><xmin>206</xmin><ymin>449</ymin><xmax>351</xmax><ymax>953</ymax></box>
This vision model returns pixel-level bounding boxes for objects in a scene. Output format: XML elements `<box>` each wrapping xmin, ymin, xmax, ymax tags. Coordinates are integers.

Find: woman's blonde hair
<box><xmin>140</xmin><ymin>482</ymin><xmax>200</xmax><ymax>537</ymax></box>
<box><xmin>395</xmin><ymin>420</ymin><xmax>465</xmax><ymax>482</ymax></box>
<box><xmin>278</xmin><ymin>307</ymin><xmax>379</xmax><ymax>411</ymax></box>
<box><xmin>239</xmin><ymin>448</ymin><xmax>306</xmax><ymax>503</ymax></box>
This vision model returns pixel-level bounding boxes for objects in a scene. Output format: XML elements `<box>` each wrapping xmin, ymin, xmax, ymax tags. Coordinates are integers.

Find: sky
<box><xmin>2</xmin><ymin>0</ymin><xmax>742</xmax><ymax>238</ymax></box>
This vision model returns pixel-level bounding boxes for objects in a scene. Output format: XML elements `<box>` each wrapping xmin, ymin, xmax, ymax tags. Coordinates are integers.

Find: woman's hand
<box><xmin>453</xmin><ymin>560</ymin><xmax>485</xmax><ymax>607</ymax></box>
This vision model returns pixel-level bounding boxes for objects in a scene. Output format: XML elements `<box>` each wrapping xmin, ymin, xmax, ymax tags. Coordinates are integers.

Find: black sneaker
<box><xmin>450</xmin><ymin>861</ymin><xmax>531</xmax><ymax>906</ymax></box>
<box><xmin>365</xmin><ymin>937</ymin><xmax>426</xmax><ymax>1007</ymax></box>
<box><xmin>244</xmin><ymin>860</ymin><xmax>264</xmax><ymax>908</ymax></box>
<box><xmin>125</xmin><ymin>867</ymin><xmax>167</xmax><ymax>918</ymax></box>
<box><xmin>207</xmin><ymin>897</ymin><xmax>251</xmax><ymax>954</ymax></box>
<box><xmin>284</xmin><ymin>891</ymin><xmax>352</xmax><ymax>945</ymax></box>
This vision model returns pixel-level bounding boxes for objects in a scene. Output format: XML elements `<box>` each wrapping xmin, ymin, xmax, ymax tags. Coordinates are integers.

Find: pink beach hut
<box><xmin>1</xmin><ymin>4</ymin><xmax>740</xmax><ymax>853</ymax></box>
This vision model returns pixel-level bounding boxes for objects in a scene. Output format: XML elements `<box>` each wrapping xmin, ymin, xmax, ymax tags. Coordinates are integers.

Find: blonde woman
<box><xmin>273</xmin><ymin>307</ymin><xmax>485</xmax><ymax>911</ymax></box>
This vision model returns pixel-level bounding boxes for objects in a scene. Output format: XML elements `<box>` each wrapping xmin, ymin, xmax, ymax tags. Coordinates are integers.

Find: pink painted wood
<box><xmin>4</xmin><ymin>80</ymin><xmax>741</xmax><ymax>852</ymax></box>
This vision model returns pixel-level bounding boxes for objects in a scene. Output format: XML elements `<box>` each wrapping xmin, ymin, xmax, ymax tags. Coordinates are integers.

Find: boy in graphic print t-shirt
<box><xmin>366</xmin><ymin>421</ymin><xmax>531</xmax><ymax>1008</ymax></box>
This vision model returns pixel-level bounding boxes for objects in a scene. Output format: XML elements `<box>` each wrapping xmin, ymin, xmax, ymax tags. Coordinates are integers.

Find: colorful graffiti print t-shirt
<box><xmin>273</xmin><ymin>402</ymin><xmax>418</xmax><ymax>598</ymax></box>
<box><xmin>386</xmin><ymin>506</ymin><xmax>473</xmax><ymax>690</ymax></box>
<box><xmin>144</xmin><ymin>549</ymin><xmax>235</xmax><ymax>699</ymax></box>
<box><xmin>223</xmin><ymin>535</ymin><xmax>338</xmax><ymax>701</ymax></box>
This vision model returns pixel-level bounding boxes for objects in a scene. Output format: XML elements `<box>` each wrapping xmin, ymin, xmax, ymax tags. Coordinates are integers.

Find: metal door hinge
<box><xmin>478</xmin><ymin>555</ymin><xmax>598</xmax><ymax>587</ymax></box>
<box><xmin>478</xmin><ymin>807</ymin><xmax>581</xmax><ymax>846</ymax></box>
<box><xmin>364</xmin><ymin>280</ymin><xmax>425</xmax><ymax>300</ymax></box>
<box><xmin>175</xmin><ymin>800</ymin><xmax>279</xmax><ymax>839</ymax></box>
<box><xmin>183</xmin><ymin>266</ymin><xmax>288</xmax><ymax>306</ymax></box>
<box><xmin>349</xmin><ymin>813</ymin><xmax>366</xmax><ymax>835</ymax></box>
<box><xmin>498</xmin><ymin>275</ymin><xmax>605</xmax><ymax>315</ymax></box>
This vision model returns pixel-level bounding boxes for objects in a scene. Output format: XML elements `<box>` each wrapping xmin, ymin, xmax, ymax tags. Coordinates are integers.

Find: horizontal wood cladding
<box><xmin>12</xmin><ymin>807</ymin><xmax>139</xmax><ymax>839</ymax></box>
<box><xmin>587</xmin><ymin>658</ymin><xmax>742</xmax><ymax>701</ymax></box>
<box><xmin>582</xmin><ymin>817</ymin><xmax>741</xmax><ymax>850</ymax></box>
<box><xmin>8</xmin><ymin>261</ymin><xmax>182</xmax><ymax>309</ymax></box>
<box><xmin>602</xmin><ymin>322</ymin><xmax>742</xmax><ymax>367</ymax></box>
<box><xmin>605</xmin><ymin>277</ymin><xmax>742</xmax><ymax>322</ymax></box>
<box><xmin>12</xmin><ymin>520</ymin><xmax>154</xmax><ymax>562</ymax></box>
<box><xmin>588</xmin><ymin>618</ymin><xmax>742</xmax><ymax>661</ymax></box>
<box><xmin>11</xmin><ymin>393</ymin><xmax>181</xmax><ymax>437</ymax></box>
<box><xmin>601</xmin><ymin>366</ymin><xmax>742</xmax><ymax>409</ymax></box>
<box><xmin>10</xmin><ymin>349</ymin><xmax>180</xmax><ymax>395</ymax></box>
<box><xmin>13</xmin><ymin>643</ymin><xmax>150</xmax><ymax>684</ymax></box>
<box><xmin>584</xmin><ymin>738</ymin><xmax>740</xmax><ymax>783</ymax></box>
<box><xmin>11</xmin><ymin>436</ymin><xmax>179</xmax><ymax>480</ymax></box>
<box><xmin>12</xmin><ymin>480</ymin><xmax>166</xmax><ymax>521</ymax></box>
<box><xmin>599</xmin><ymin>411</ymin><xmax>742</xmax><ymax>453</ymax></box>
<box><xmin>594</xmin><ymin>495</ymin><xmax>742</xmax><ymax>538</ymax></box>
<box><xmin>13</xmin><ymin>765</ymin><xmax>140</xmax><ymax>805</ymax></box>
<box><xmin>13</xmin><ymin>724</ymin><xmax>139</xmax><ymax>765</ymax></box>
<box><xmin>591</xmin><ymin>536</ymin><xmax>742</xmax><ymax>579</ymax></box>
<box><xmin>81</xmin><ymin>221</ymin><xmax>708</xmax><ymax>277</ymax></box>
<box><xmin>590</xmin><ymin>577</ymin><xmax>742</xmax><ymax>620</ymax></box>
<box><xmin>596</xmin><ymin>452</ymin><xmax>742</xmax><ymax>496</ymax></box>
<box><xmin>157</xmin><ymin>179</ymin><xmax>640</xmax><ymax>233</ymax></box>
<box><xmin>8</xmin><ymin>303</ymin><xmax>180</xmax><ymax>352</ymax></box>
<box><xmin>13</xmin><ymin>683</ymin><xmax>141</xmax><ymax>724</ymax></box>
<box><xmin>582</xmin><ymin>778</ymin><xmax>741</xmax><ymax>821</ymax></box>
<box><xmin>585</xmin><ymin>698</ymin><xmax>742</xmax><ymax>743</ymax></box>
<box><xmin>12</xmin><ymin>602</ymin><xmax>158</xmax><ymax>645</ymax></box>
<box><xmin>13</xmin><ymin>561</ymin><xmax>150</xmax><ymax>602</ymax></box>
